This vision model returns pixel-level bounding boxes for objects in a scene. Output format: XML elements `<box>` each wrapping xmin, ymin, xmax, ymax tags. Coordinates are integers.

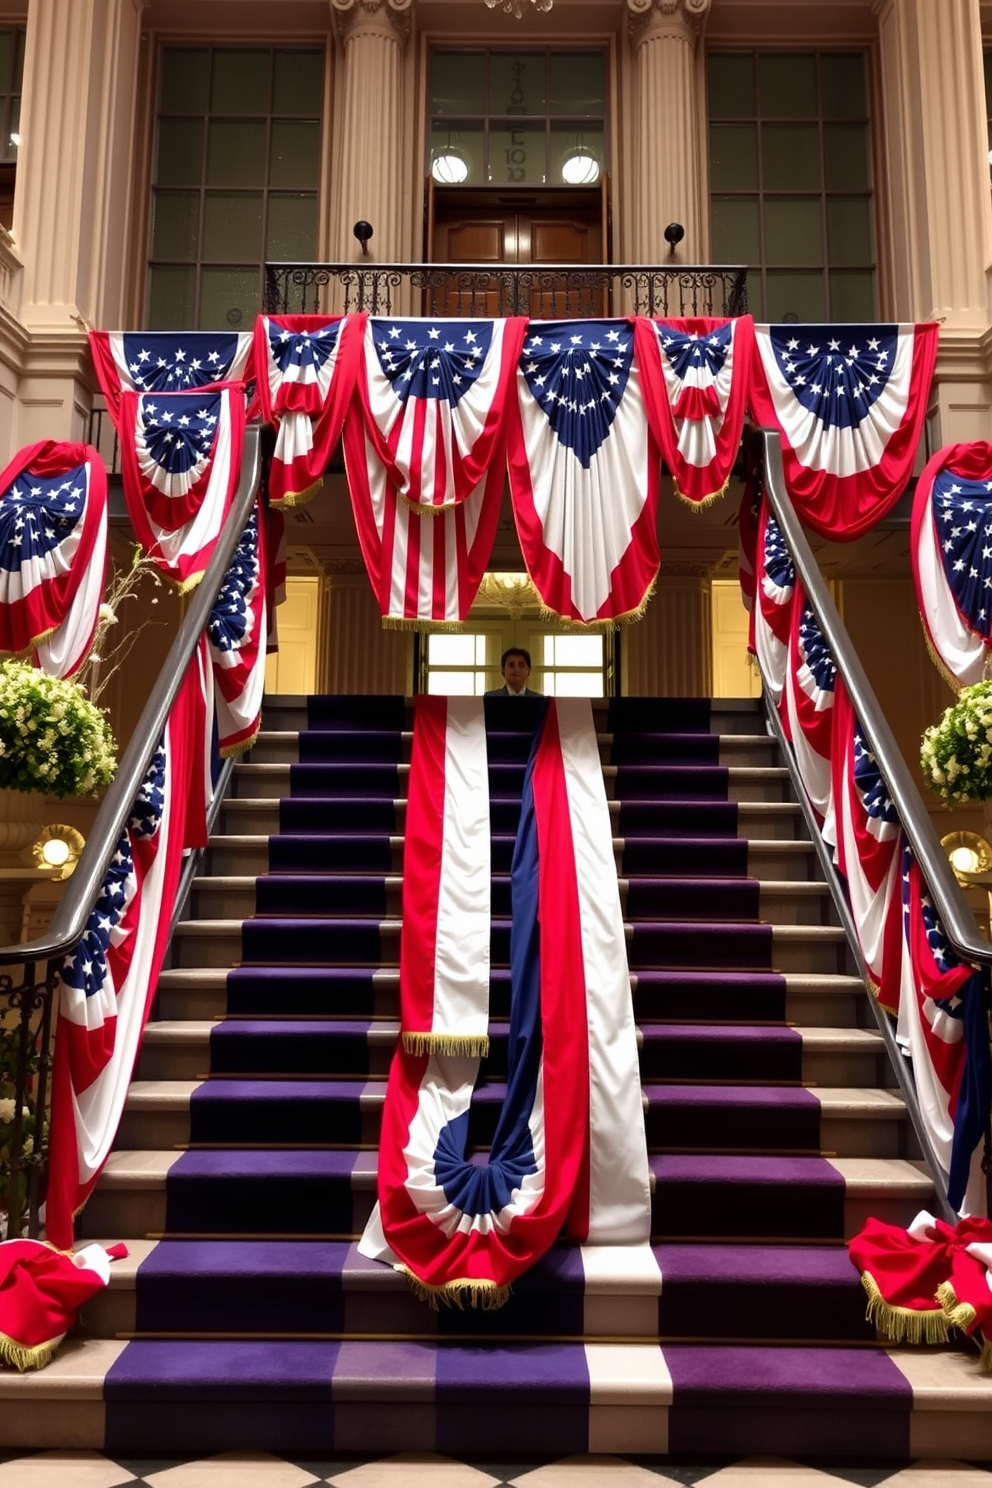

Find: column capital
<box><xmin>330</xmin><ymin>0</ymin><xmax>413</xmax><ymax>45</ymax></box>
<box><xmin>627</xmin><ymin>0</ymin><xmax>712</xmax><ymax>47</ymax></box>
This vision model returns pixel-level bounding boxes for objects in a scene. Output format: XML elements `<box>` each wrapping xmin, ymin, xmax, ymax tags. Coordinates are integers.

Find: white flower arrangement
<box><xmin>921</xmin><ymin>681</ymin><xmax>992</xmax><ymax>805</ymax></box>
<box><xmin>0</xmin><ymin>660</ymin><xmax>117</xmax><ymax>796</ymax></box>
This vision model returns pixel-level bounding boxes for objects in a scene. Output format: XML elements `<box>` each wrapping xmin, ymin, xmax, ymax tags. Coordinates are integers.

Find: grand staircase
<box><xmin>4</xmin><ymin>693</ymin><xmax>989</xmax><ymax>1459</ymax></box>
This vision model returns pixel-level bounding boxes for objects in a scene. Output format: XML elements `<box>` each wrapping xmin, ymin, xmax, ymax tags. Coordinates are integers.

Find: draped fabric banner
<box><xmin>46</xmin><ymin>659</ymin><xmax>208</xmax><ymax>1249</ymax></box>
<box><xmin>253</xmin><ymin>313</ymin><xmax>366</xmax><ymax>508</ymax></box>
<box><xmin>635</xmin><ymin>315</ymin><xmax>753</xmax><ymax>508</ymax></box>
<box><xmin>0</xmin><ymin>442</ymin><xmax>107</xmax><ymax>678</ymax></box>
<box><xmin>895</xmin><ymin>845</ymin><xmax>991</xmax><ymax>1215</ymax></box>
<box><xmin>911</xmin><ymin>441</ymin><xmax>992</xmax><ymax>689</ymax></box>
<box><xmin>118</xmin><ymin>385</ymin><xmax>246</xmax><ymax>591</ymax></box>
<box><xmin>357</xmin><ymin>316</ymin><xmax>527</xmax><ymax>513</ymax></box>
<box><xmin>205</xmin><ymin>501</ymin><xmax>268</xmax><ymax>757</ymax></box>
<box><xmin>849</xmin><ymin>1211</ymin><xmax>992</xmax><ymax>1363</ymax></box>
<box><xmin>751</xmin><ymin>496</ymin><xmax>794</xmax><ymax>705</ymax></box>
<box><xmin>828</xmin><ymin>680</ymin><xmax>904</xmax><ymax>1014</ymax></box>
<box><xmin>0</xmin><ymin>1239</ymin><xmax>126</xmax><ymax>1372</ymax></box>
<box><xmin>361</xmin><ymin>696</ymin><xmax>650</xmax><ymax>1304</ymax></box>
<box><xmin>89</xmin><ymin>331</ymin><xmax>254</xmax><ymax>433</ymax></box>
<box><xmin>781</xmin><ymin>595</ymin><xmax>836</xmax><ymax>826</ymax></box>
<box><xmin>749</xmin><ymin>322</ymin><xmax>939</xmax><ymax>538</ymax></box>
<box><xmin>507</xmin><ymin>319</ymin><xmax>660</xmax><ymax>625</ymax></box>
<box><xmin>343</xmin><ymin>407</ymin><xmax>504</xmax><ymax>628</ymax></box>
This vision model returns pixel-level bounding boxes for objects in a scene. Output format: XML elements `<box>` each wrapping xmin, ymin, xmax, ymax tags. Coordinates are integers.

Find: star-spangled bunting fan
<box><xmin>635</xmin><ymin>315</ymin><xmax>753</xmax><ymax>507</ymax></box>
<box><xmin>46</xmin><ymin>660</ymin><xmax>208</xmax><ymax>1248</ymax></box>
<box><xmin>204</xmin><ymin>501</ymin><xmax>268</xmax><ymax>757</ymax></box>
<box><xmin>781</xmin><ymin>597</ymin><xmax>836</xmax><ymax>825</ymax></box>
<box><xmin>911</xmin><ymin>442</ymin><xmax>992</xmax><ymax>689</ymax></box>
<box><xmin>828</xmin><ymin>679</ymin><xmax>904</xmax><ymax>1015</ymax></box>
<box><xmin>0</xmin><ymin>442</ymin><xmax>107</xmax><ymax>678</ymax></box>
<box><xmin>895</xmin><ymin>845</ymin><xmax>992</xmax><ymax>1214</ymax></box>
<box><xmin>357</xmin><ymin>315</ymin><xmax>527</xmax><ymax>512</ymax></box>
<box><xmin>253</xmin><ymin>313</ymin><xmax>366</xmax><ymax>508</ymax></box>
<box><xmin>507</xmin><ymin>319</ymin><xmax>660</xmax><ymax>625</ymax></box>
<box><xmin>344</xmin><ymin>404</ymin><xmax>504</xmax><ymax>627</ymax></box>
<box><xmin>752</xmin><ymin>497</ymin><xmax>794</xmax><ymax>704</ymax></box>
<box><xmin>749</xmin><ymin>322</ymin><xmax>939</xmax><ymax>538</ymax></box>
<box><xmin>89</xmin><ymin>330</ymin><xmax>254</xmax><ymax>433</ymax></box>
<box><xmin>360</xmin><ymin>696</ymin><xmax>650</xmax><ymax>1304</ymax></box>
<box><xmin>118</xmin><ymin>385</ymin><xmax>246</xmax><ymax>591</ymax></box>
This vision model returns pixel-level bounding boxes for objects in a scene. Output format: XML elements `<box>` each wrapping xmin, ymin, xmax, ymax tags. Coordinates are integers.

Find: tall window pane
<box><xmin>707</xmin><ymin>50</ymin><xmax>875</xmax><ymax>320</ymax></box>
<box><xmin>149</xmin><ymin>44</ymin><xmax>323</xmax><ymax>330</ymax></box>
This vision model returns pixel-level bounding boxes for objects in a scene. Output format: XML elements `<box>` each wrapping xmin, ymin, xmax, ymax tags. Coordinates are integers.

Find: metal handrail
<box><xmin>760</xmin><ymin>428</ymin><xmax>992</xmax><ymax>967</ymax></box>
<box><xmin>0</xmin><ymin>423</ymin><xmax>263</xmax><ymax>969</ymax></box>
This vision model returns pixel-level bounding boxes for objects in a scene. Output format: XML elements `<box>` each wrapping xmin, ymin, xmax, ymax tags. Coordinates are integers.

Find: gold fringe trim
<box><xmin>218</xmin><ymin>721</ymin><xmax>262</xmax><ymax>760</ymax></box>
<box><xmin>674</xmin><ymin>477</ymin><xmax>731</xmax><ymax>512</ymax></box>
<box><xmin>981</xmin><ymin>1339</ymin><xmax>992</xmax><ymax>1372</ymax></box>
<box><xmin>271</xmin><ymin>478</ymin><xmax>323</xmax><ymax>509</ymax></box>
<box><xmin>537</xmin><ymin>575</ymin><xmax>658</xmax><ymax>633</ymax></box>
<box><xmin>0</xmin><ymin>1330</ymin><xmax>63</xmax><ymax>1373</ymax></box>
<box><xmin>401</xmin><ymin>1031</ymin><xmax>490</xmax><ymax>1058</ymax></box>
<box><xmin>936</xmin><ymin>1280</ymin><xmax>979</xmax><ymax>1333</ymax></box>
<box><xmin>399</xmin><ymin>494</ymin><xmax>459</xmax><ymax>516</ymax></box>
<box><xmin>920</xmin><ymin>623</ymin><xmax>969</xmax><ymax>700</ymax></box>
<box><xmin>861</xmin><ymin>1272</ymin><xmax>954</xmax><ymax>1346</ymax></box>
<box><xmin>172</xmin><ymin>571</ymin><xmax>204</xmax><ymax>596</ymax></box>
<box><xmin>381</xmin><ymin>616</ymin><xmax>465</xmax><ymax>633</ymax></box>
<box><xmin>399</xmin><ymin>1267</ymin><xmax>511</xmax><ymax>1312</ymax></box>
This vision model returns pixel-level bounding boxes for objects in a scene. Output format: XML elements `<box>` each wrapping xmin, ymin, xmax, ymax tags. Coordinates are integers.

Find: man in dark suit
<box><xmin>485</xmin><ymin>647</ymin><xmax>541</xmax><ymax>696</ymax></box>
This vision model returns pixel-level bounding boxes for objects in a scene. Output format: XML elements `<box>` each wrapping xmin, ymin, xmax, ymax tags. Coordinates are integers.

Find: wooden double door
<box><xmin>426</xmin><ymin>186</ymin><xmax>609</xmax><ymax>318</ymax></box>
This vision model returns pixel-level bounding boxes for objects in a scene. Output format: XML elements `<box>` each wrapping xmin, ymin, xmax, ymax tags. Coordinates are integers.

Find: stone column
<box><xmin>12</xmin><ymin>0</ymin><xmax>143</xmax><ymax>443</ymax></box>
<box><xmin>624</xmin><ymin>569</ymin><xmax>712</xmax><ymax>696</ymax></box>
<box><xmin>626</xmin><ymin>0</ymin><xmax>712</xmax><ymax>265</ymax></box>
<box><xmin>329</xmin><ymin>0</ymin><xmax>412</xmax><ymax>263</ymax></box>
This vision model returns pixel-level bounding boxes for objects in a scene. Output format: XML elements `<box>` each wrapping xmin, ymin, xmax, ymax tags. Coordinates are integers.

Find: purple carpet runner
<box><xmin>98</xmin><ymin>693</ymin><xmax>913</xmax><ymax>1457</ymax></box>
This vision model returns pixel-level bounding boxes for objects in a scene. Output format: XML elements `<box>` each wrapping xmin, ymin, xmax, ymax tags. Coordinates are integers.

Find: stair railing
<box><xmin>756</xmin><ymin>428</ymin><xmax>992</xmax><ymax>1222</ymax></box>
<box><xmin>0</xmin><ymin>424</ymin><xmax>262</xmax><ymax>1239</ymax></box>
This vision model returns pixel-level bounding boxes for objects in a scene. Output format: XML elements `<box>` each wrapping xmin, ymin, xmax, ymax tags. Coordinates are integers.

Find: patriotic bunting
<box><xmin>361</xmin><ymin>696</ymin><xmax>649</xmax><ymax>1303</ymax></box>
<box><xmin>911</xmin><ymin>441</ymin><xmax>992</xmax><ymax>689</ymax></box>
<box><xmin>0</xmin><ymin>1239</ymin><xmax>126</xmax><ymax>1372</ymax></box>
<box><xmin>781</xmin><ymin>596</ymin><xmax>836</xmax><ymax>825</ymax></box>
<box><xmin>343</xmin><ymin>406</ymin><xmax>504</xmax><ymax>628</ymax></box>
<box><xmin>89</xmin><ymin>331</ymin><xmax>254</xmax><ymax>434</ymax></box>
<box><xmin>507</xmin><ymin>319</ymin><xmax>660</xmax><ymax>626</ymax></box>
<box><xmin>829</xmin><ymin>680</ymin><xmax>904</xmax><ymax>1014</ymax></box>
<box><xmin>749</xmin><ymin>322</ymin><xmax>938</xmax><ymax>539</ymax></box>
<box><xmin>205</xmin><ymin>502</ymin><xmax>268</xmax><ymax>757</ymax></box>
<box><xmin>46</xmin><ymin>659</ymin><xmax>208</xmax><ymax>1249</ymax></box>
<box><xmin>118</xmin><ymin>385</ymin><xmax>246</xmax><ymax>591</ymax></box>
<box><xmin>752</xmin><ymin>497</ymin><xmax>794</xmax><ymax>705</ymax></box>
<box><xmin>0</xmin><ymin>442</ymin><xmax>107</xmax><ymax>678</ymax></box>
<box><xmin>253</xmin><ymin>313</ymin><xmax>366</xmax><ymax>508</ymax></box>
<box><xmin>357</xmin><ymin>316</ymin><xmax>526</xmax><ymax>513</ymax></box>
<box><xmin>895</xmin><ymin>846</ymin><xmax>992</xmax><ymax>1215</ymax></box>
<box><xmin>635</xmin><ymin>315</ymin><xmax>753</xmax><ymax>507</ymax></box>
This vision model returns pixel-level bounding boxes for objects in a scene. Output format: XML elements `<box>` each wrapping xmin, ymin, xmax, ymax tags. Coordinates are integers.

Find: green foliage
<box><xmin>921</xmin><ymin>680</ymin><xmax>992</xmax><ymax>805</ymax></box>
<box><xmin>0</xmin><ymin>660</ymin><xmax>117</xmax><ymax>796</ymax></box>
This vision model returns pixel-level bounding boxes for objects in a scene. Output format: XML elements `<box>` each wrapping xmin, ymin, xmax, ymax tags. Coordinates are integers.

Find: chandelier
<box><xmin>484</xmin><ymin>0</ymin><xmax>553</xmax><ymax>15</ymax></box>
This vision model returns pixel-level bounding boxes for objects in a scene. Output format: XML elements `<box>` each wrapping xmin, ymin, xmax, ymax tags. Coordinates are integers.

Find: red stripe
<box><xmin>400</xmin><ymin>698</ymin><xmax>448</xmax><ymax>1033</ymax></box>
<box><xmin>431</xmin><ymin>505</ymin><xmax>447</xmax><ymax>618</ymax></box>
<box><xmin>404</xmin><ymin>495</ymin><xmax>422</xmax><ymax>618</ymax></box>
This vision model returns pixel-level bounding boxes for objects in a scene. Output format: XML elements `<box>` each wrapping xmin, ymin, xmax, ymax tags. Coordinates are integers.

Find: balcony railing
<box><xmin>263</xmin><ymin>261</ymin><xmax>748</xmax><ymax>320</ymax></box>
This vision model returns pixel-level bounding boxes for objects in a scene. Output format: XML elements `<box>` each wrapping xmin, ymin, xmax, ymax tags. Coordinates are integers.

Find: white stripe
<box><xmin>431</xmin><ymin>698</ymin><xmax>491</xmax><ymax>1037</ymax></box>
<box><xmin>916</xmin><ymin>500</ymin><xmax>985</xmax><ymax>686</ymax></box>
<box><xmin>835</xmin><ymin>777</ymin><xmax>901</xmax><ymax>982</ymax></box>
<box><xmin>35</xmin><ymin>496</ymin><xmax>107</xmax><ymax>678</ymax></box>
<box><xmin>141</xmin><ymin>393</ymin><xmax>233</xmax><ymax>567</ymax></box>
<box><xmin>557</xmin><ymin>698</ymin><xmax>651</xmax><ymax>1243</ymax></box>
<box><xmin>754</xmin><ymin>326</ymin><xmax>914</xmax><ymax>477</ymax></box>
<box><xmin>660</xmin><ymin>323</ymin><xmax>737</xmax><ymax>470</ymax></box>
<box><xmin>783</xmin><ymin>649</ymin><xmax>833</xmax><ymax>821</ymax></box>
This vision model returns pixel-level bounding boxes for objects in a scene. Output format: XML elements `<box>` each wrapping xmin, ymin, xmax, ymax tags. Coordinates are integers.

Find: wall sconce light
<box><xmin>431</xmin><ymin>139</ymin><xmax>469</xmax><ymax>185</ymax></box>
<box><xmin>664</xmin><ymin>222</ymin><xmax>685</xmax><ymax>256</ymax></box>
<box><xmin>353</xmin><ymin>220</ymin><xmax>374</xmax><ymax>257</ymax></box>
<box><xmin>32</xmin><ymin>824</ymin><xmax>86</xmax><ymax>882</ymax></box>
<box><xmin>561</xmin><ymin>144</ymin><xmax>600</xmax><ymax>186</ymax></box>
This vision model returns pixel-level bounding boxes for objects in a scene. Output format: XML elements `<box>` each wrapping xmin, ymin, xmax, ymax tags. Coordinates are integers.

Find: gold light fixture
<box><xmin>477</xmin><ymin>571</ymin><xmax>540</xmax><ymax>619</ymax></box>
<box><xmin>32</xmin><ymin>824</ymin><xmax>86</xmax><ymax>881</ymax></box>
<box><xmin>484</xmin><ymin>0</ymin><xmax>553</xmax><ymax>15</ymax></box>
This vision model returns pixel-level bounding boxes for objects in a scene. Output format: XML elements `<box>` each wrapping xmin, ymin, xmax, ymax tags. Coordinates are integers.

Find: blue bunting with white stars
<box><xmin>912</xmin><ymin>441</ymin><xmax>992</xmax><ymax>689</ymax></box>
<box><xmin>206</xmin><ymin>502</ymin><xmax>268</xmax><ymax>757</ymax></box>
<box><xmin>89</xmin><ymin>331</ymin><xmax>254</xmax><ymax>435</ymax></box>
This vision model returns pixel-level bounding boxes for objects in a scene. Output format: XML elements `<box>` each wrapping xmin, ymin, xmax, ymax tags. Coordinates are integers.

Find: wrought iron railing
<box><xmin>754</xmin><ymin>429</ymin><xmax>992</xmax><ymax>1222</ymax></box>
<box><xmin>0</xmin><ymin>427</ymin><xmax>262</xmax><ymax>1240</ymax></box>
<box><xmin>263</xmin><ymin>260</ymin><xmax>748</xmax><ymax>319</ymax></box>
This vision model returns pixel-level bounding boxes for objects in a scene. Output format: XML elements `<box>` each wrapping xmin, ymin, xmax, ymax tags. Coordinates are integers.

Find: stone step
<box><xmin>76</xmin><ymin>1148</ymin><xmax>934</xmax><ymax>1246</ymax></box>
<box><xmin>203</xmin><ymin>833</ymin><xmax>823</xmax><ymax>883</ymax></box>
<box><xmin>153</xmin><ymin>966</ymin><xmax>869</xmax><ymax>1026</ymax></box>
<box><xmin>187</xmin><ymin>873</ymin><xmax>836</xmax><ymax>927</ymax></box>
<box><xmin>164</xmin><ymin>916</ymin><xmax>851</xmax><ymax>973</ymax></box>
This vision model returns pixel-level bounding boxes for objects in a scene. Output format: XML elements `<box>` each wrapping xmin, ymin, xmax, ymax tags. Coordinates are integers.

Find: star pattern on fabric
<box><xmin>932</xmin><ymin>469</ymin><xmax>992</xmax><ymax>640</ymax></box>
<box><xmin>208</xmin><ymin>508</ymin><xmax>259</xmax><ymax>655</ymax></box>
<box><xmin>659</xmin><ymin>322</ymin><xmax>731</xmax><ymax>379</ymax></box>
<box><xmin>798</xmin><ymin>606</ymin><xmax>837</xmax><ymax>695</ymax></box>
<box><xmin>769</xmin><ymin>323</ymin><xmax>898</xmax><ymax>430</ymax></box>
<box><xmin>372</xmin><ymin>318</ymin><xmax>492</xmax><ymax>406</ymax></box>
<box><xmin>269</xmin><ymin>322</ymin><xmax>342</xmax><ymax>377</ymax></box>
<box><xmin>122</xmin><ymin>333</ymin><xmax>242</xmax><ymax>390</ymax></box>
<box><xmin>520</xmin><ymin>320</ymin><xmax>633</xmax><ymax>469</ymax></box>
<box><xmin>60</xmin><ymin>827</ymin><xmax>134</xmax><ymax>998</ymax></box>
<box><xmin>139</xmin><ymin>393</ymin><xmax>220</xmax><ymax>480</ymax></box>
<box><xmin>0</xmin><ymin>466</ymin><xmax>87</xmax><ymax>573</ymax></box>
<box><xmin>763</xmin><ymin>511</ymin><xmax>795</xmax><ymax>593</ymax></box>
<box><xmin>853</xmin><ymin>727</ymin><xmax>899</xmax><ymax>825</ymax></box>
